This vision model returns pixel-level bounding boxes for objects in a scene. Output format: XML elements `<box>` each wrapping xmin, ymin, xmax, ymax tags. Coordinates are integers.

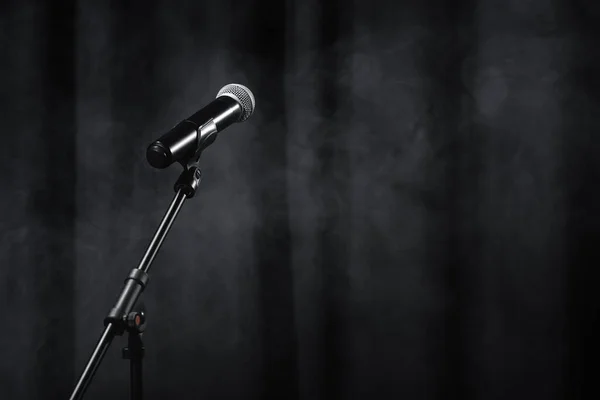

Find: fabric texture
<box><xmin>0</xmin><ymin>0</ymin><xmax>598</xmax><ymax>398</ymax></box>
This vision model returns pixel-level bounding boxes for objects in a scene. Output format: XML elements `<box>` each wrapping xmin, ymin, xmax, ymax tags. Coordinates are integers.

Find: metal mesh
<box><xmin>216</xmin><ymin>84</ymin><xmax>256</xmax><ymax>121</ymax></box>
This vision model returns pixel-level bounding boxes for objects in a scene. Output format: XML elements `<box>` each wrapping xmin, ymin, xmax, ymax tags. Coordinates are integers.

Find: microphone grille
<box><xmin>216</xmin><ymin>84</ymin><xmax>256</xmax><ymax>122</ymax></box>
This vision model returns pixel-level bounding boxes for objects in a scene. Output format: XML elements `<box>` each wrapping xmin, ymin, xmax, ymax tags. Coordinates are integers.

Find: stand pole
<box><xmin>69</xmin><ymin>165</ymin><xmax>202</xmax><ymax>400</ymax></box>
<box><xmin>128</xmin><ymin>331</ymin><xmax>143</xmax><ymax>400</ymax></box>
<box><xmin>68</xmin><ymin>324</ymin><xmax>115</xmax><ymax>400</ymax></box>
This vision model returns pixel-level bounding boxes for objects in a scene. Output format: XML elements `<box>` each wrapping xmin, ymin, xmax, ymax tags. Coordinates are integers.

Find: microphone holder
<box><xmin>68</xmin><ymin>162</ymin><xmax>203</xmax><ymax>400</ymax></box>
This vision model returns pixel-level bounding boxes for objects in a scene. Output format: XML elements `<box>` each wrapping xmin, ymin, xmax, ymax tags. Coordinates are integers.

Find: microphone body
<box><xmin>147</xmin><ymin>84</ymin><xmax>255</xmax><ymax>169</ymax></box>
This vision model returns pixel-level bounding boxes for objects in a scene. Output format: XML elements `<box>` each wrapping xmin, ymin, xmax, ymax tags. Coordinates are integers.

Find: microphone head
<box><xmin>216</xmin><ymin>84</ymin><xmax>255</xmax><ymax>122</ymax></box>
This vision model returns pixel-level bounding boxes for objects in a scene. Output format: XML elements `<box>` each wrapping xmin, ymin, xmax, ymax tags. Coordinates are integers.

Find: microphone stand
<box><xmin>68</xmin><ymin>162</ymin><xmax>203</xmax><ymax>400</ymax></box>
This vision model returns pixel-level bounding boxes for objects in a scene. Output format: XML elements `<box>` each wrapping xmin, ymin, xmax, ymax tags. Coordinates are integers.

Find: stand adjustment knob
<box><xmin>126</xmin><ymin>311</ymin><xmax>146</xmax><ymax>332</ymax></box>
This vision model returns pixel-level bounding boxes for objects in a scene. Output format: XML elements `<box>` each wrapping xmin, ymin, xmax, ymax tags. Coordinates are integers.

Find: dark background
<box><xmin>1</xmin><ymin>0</ymin><xmax>599</xmax><ymax>398</ymax></box>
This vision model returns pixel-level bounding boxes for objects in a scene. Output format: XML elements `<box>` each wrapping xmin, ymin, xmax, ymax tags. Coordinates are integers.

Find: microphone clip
<box><xmin>174</xmin><ymin>165</ymin><xmax>202</xmax><ymax>198</ymax></box>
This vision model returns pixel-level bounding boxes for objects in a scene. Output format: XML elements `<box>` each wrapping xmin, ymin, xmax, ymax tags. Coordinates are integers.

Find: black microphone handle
<box><xmin>187</xmin><ymin>95</ymin><xmax>242</xmax><ymax>129</ymax></box>
<box><xmin>147</xmin><ymin>96</ymin><xmax>242</xmax><ymax>169</ymax></box>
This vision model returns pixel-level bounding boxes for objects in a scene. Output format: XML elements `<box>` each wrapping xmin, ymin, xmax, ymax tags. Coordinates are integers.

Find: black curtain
<box><xmin>1</xmin><ymin>0</ymin><xmax>599</xmax><ymax>399</ymax></box>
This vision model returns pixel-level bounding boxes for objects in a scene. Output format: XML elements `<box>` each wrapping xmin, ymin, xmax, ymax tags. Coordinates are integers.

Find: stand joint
<box><xmin>104</xmin><ymin>269</ymin><xmax>149</xmax><ymax>336</ymax></box>
<box><xmin>174</xmin><ymin>164</ymin><xmax>202</xmax><ymax>198</ymax></box>
<box><xmin>122</xmin><ymin>310</ymin><xmax>146</xmax><ymax>360</ymax></box>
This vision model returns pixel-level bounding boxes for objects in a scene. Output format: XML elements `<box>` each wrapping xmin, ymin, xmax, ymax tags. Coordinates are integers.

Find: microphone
<box><xmin>146</xmin><ymin>83</ymin><xmax>255</xmax><ymax>169</ymax></box>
